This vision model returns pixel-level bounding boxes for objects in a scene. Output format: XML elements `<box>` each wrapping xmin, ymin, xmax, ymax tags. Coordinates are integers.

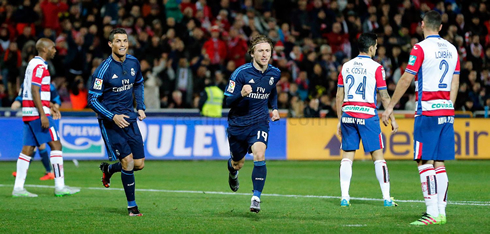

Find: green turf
<box><xmin>1</xmin><ymin>160</ymin><xmax>489</xmax><ymax>233</ymax></box>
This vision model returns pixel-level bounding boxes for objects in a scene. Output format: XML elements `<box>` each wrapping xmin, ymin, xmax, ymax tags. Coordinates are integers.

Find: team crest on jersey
<box><xmin>94</xmin><ymin>78</ymin><xmax>103</xmax><ymax>90</ymax></box>
<box><xmin>131</xmin><ymin>68</ymin><xmax>135</xmax><ymax>76</ymax></box>
<box><xmin>227</xmin><ymin>80</ymin><xmax>236</xmax><ymax>93</ymax></box>
<box><xmin>269</xmin><ymin>77</ymin><xmax>274</xmax><ymax>85</ymax></box>
<box><xmin>408</xmin><ymin>55</ymin><xmax>417</xmax><ymax>66</ymax></box>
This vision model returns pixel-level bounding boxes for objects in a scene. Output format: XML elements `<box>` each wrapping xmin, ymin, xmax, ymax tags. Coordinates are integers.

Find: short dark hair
<box><xmin>358</xmin><ymin>33</ymin><xmax>377</xmax><ymax>53</ymax></box>
<box><xmin>423</xmin><ymin>10</ymin><xmax>442</xmax><ymax>31</ymax></box>
<box><xmin>109</xmin><ymin>28</ymin><xmax>128</xmax><ymax>42</ymax></box>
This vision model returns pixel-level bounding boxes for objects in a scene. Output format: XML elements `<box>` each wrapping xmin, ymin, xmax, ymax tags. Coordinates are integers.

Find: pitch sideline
<box><xmin>1</xmin><ymin>184</ymin><xmax>489</xmax><ymax>206</ymax></box>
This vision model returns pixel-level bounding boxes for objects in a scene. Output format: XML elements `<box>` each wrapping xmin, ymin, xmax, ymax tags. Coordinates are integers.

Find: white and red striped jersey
<box><xmin>338</xmin><ymin>55</ymin><xmax>387</xmax><ymax>119</ymax></box>
<box><xmin>405</xmin><ymin>35</ymin><xmax>460</xmax><ymax>116</ymax></box>
<box><xmin>22</xmin><ymin>56</ymin><xmax>51</xmax><ymax>121</ymax></box>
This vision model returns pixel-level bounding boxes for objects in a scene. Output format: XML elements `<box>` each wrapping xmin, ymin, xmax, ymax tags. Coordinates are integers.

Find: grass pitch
<box><xmin>0</xmin><ymin>160</ymin><xmax>489</xmax><ymax>233</ymax></box>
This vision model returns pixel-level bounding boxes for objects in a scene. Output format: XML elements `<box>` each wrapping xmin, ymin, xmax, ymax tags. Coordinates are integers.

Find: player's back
<box><xmin>22</xmin><ymin>56</ymin><xmax>51</xmax><ymax>121</ymax></box>
<box><xmin>407</xmin><ymin>35</ymin><xmax>459</xmax><ymax>116</ymax></box>
<box><xmin>339</xmin><ymin>55</ymin><xmax>386</xmax><ymax>119</ymax></box>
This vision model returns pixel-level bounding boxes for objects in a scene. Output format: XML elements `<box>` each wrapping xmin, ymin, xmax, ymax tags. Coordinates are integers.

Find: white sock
<box><xmin>418</xmin><ymin>164</ymin><xmax>439</xmax><ymax>217</ymax></box>
<box><xmin>50</xmin><ymin>150</ymin><xmax>65</xmax><ymax>189</ymax></box>
<box><xmin>435</xmin><ymin>166</ymin><xmax>448</xmax><ymax>216</ymax></box>
<box><xmin>14</xmin><ymin>154</ymin><xmax>32</xmax><ymax>190</ymax></box>
<box><xmin>374</xmin><ymin>160</ymin><xmax>391</xmax><ymax>200</ymax></box>
<box><xmin>340</xmin><ymin>158</ymin><xmax>353</xmax><ymax>201</ymax></box>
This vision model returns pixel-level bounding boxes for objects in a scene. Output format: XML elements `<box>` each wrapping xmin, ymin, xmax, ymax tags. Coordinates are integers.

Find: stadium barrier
<box><xmin>0</xmin><ymin>117</ymin><xmax>488</xmax><ymax>161</ymax></box>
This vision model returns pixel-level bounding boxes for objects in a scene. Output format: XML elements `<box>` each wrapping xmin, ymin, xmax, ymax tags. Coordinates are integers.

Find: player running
<box><xmin>224</xmin><ymin>35</ymin><xmax>281</xmax><ymax>213</ymax></box>
<box><xmin>336</xmin><ymin>32</ymin><xmax>398</xmax><ymax>207</ymax></box>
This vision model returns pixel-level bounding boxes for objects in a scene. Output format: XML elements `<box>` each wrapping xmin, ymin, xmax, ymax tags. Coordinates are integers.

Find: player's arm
<box><xmin>224</xmin><ymin>70</ymin><xmax>246</xmax><ymax>107</ymax></box>
<box><xmin>30</xmin><ymin>65</ymin><xmax>49</xmax><ymax>128</ymax></box>
<box><xmin>134</xmin><ymin>65</ymin><xmax>146</xmax><ymax>121</ymax></box>
<box><xmin>11</xmin><ymin>84</ymin><xmax>23</xmax><ymax>110</ymax></box>
<box><xmin>336</xmin><ymin>71</ymin><xmax>345</xmax><ymax>137</ymax></box>
<box><xmin>50</xmin><ymin>84</ymin><xmax>62</xmax><ymax>120</ymax></box>
<box><xmin>379</xmin><ymin>89</ymin><xmax>398</xmax><ymax>132</ymax></box>
<box><xmin>87</xmin><ymin>74</ymin><xmax>116</xmax><ymax>120</ymax></box>
<box><xmin>450</xmin><ymin>57</ymin><xmax>461</xmax><ymax>104</ymax></box>
<box><xmin>268</xmin><ymin>84</ymin><xmax>280</xmax><ymax>121</ymax></box>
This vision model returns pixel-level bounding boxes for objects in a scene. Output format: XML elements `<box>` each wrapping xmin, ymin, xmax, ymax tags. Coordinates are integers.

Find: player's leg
<box><xmin>411</xmin><ymin>116</ymin><xmax>440</xmax><ymax>225</ymax></box>
<box><xmin>434</xmin><ymin>119</ymin><xmax>454</xmax><ymax>224</ymax></box>
<box><xmin>370</xmin><ymin>150</ymin><xmax>396</xmax><ymax>206</ymax></box>
<box><xmin>98</xmin><ymin>120</ymin><xmax>123</xmax><ymax>188</ymax></box>
<box><xmin>250</xmin><ymin>141</ymin><xmax>267</xmax><ymax>213</ymax></box>
<box><xmin>38</xmin><ymin>143</ymin><xmax>54</xmax><ymax>180</ymax></box>
<box><xmin>120</xmin><ymin>153</ymin><xmax>142</xmax><ymax>216</ymax></box>
<box><xmin>128</xmin><ymin>123</ymin><xmax>145</xmax><ymax>172</ymax></box>
<box><xmin>12</xmin><ymin>145</ymin><xmax>37</xmax><ymax>197</ymax></box>
<box><xmin>340</xmin><ymin>150</ymin><xmax>355</xmax><ymax>207</ymax></box>
<box><xmin>339</xmin><ymin>114</ymin><xmax>361</xmax><ymax>207</ymax></box>
<box><xmin>226</xmin><ymin>128</ymin><xmax>247</xmax><ymax>192</ymax></box>
<box><xmin>13</xmin><ymin>120</ymin><xmax>42</xmax><ymax>197</ymax></box>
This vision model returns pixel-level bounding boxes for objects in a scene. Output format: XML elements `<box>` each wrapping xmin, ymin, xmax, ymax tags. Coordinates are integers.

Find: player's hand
<box><xmin>51</xmin><ymin>104</ymin><xmax>61</xmax><ymax>120</ymax></box>
<box><xmin>11</xmin><ymin>101</ymin><xmax>21</xmax><ymax>110</ymax></box>
<box><xmin>241</xmin><ymin>84</ymin><xmax>252</xmax><ymax>97</ymax></box>
<box><xmin>381</xmin><ymin>108</ymin><xmax>393</xmax><ymax>126</ymax></box>
<box><xmin>113</xmin><ymin>114</ymin><xmax>130</xmax><ymax>128</ymax></box>
<box><xmin>336</xmin><ymin>121</ymin><xmax>342</xmax><ymax>138</ymax></box>
<box><xmin>391</xmin><ymin>120</ymin><xmax>399</xmax><ymax>133</ymax></box>
<box><xmin>138</xmin><ymin>109</ymin><xmax>146</xmax><ymax>121</ymax></box>
<box><xmin>271</xmin><ymin>109</ymin><xmax>280</xmax><ymax>121</ymax></box>
<box><xmin>40</xmin><ymin>116</ymin><xmax>49</xmax><ymax>129</ymax></box>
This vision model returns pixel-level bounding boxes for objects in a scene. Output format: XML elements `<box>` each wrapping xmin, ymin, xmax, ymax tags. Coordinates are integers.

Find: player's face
<box><xmin>252</xmin><ymin>42</ymin><xmax>272</xmax><ymax>67</ymax></box>
<box><xmin>110</xmin><ymin>34</ymin><xmax>128</xmax><ymax>57</ymax></box>
<box><xmin>47</xmin><ymin>41</ymin><xmax>56</xmax><ymax>59</ymax></box>
<box><xmin>370</xmin><ymin>41</ymin><xmax>378</xmax><ymax>57</ymax></box>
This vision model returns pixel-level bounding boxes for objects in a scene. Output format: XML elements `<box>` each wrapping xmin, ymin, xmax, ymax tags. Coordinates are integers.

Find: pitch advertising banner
<box><xmin>0</xmin><ymin>118</ymin><xmax>287</xmax><ymax>161</ymax></box>
<box><xmin>287</xmin><ymin>118</ymin><xmax>490</xmax><ymax>160</ymax></box>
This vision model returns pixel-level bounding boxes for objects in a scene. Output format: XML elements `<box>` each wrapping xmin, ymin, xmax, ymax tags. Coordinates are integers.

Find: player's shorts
<box><xmin>23</xmin><ymin>116</ymin><xmax>59</xmax><ymax>146</ymax></box>
<box><xmin>99</xmin><ymin>119</ymin><xmax>145</xmax><ymax>161</ymax></box>
<box><xmin>413</xmin><ymin>115</ymin><xmax>455</xmax><ymax>161</ymax></box>
<box><xmin>227</xmin><ymin>124</ymin><xmax>269</xmax><ymax>161</ymax></box>
<box><xmin>340</xmin><ymin>113</ymin><xmax>383</xmax><ymax>153</ymax></box>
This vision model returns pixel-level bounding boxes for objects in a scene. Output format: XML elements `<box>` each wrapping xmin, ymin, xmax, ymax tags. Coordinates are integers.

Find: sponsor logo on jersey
<box><xmin>227</xmin><ymin>80</ymin><xmax>236</xmax><ymax>93</ymax></box>
<box><xmin>343</xmin><ymin>106</ymin><xmax>372</xmax><ymax>113</ymax></box>
<box><xmin>408</xmin><ymin>55</ymin><xmax>417</xmax><ymax>66</ymax></box>
<box><xmin>36</xmin><ymin>67</ymin><xmax>43</xmax><ymax>78</ymax></box>
<box><xmin>269</xmin><ymin>77</ymin><xmax>274</xmax><ymax>85</ymax></box>
<box><xmin>59</xmin><ymin>119</ymin><xmax>104</xmax><ymax>157</ymax></box>
<box><xmin>381</xmin><ymin>67</ymin><xmax>386</xmax><ymax>80</ymax></box>
<box><xmin>93</xmin><ymin>78</ymin><xmax>103</xmax><ymax>90</ymax></box>
<box><xmin>131</xmin><ymin>68</ymin><xmax>135</xmax><ymax>76</ymax></box>
<box><xmin>431</xmin><ymin>103</ymin><xmax>453</xmax><ymax>109</ymax></box>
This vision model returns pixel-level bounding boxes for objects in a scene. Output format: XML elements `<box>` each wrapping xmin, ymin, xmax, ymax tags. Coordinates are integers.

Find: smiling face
<box><xmin>251</xmin><ymin>42</ymin><xmax>272</xmax><ymax>67</ymax></box>
<box><xmin>109</xmin><ymin>33</ymin><xmax>128</xmax><ymax>57</ymax></box>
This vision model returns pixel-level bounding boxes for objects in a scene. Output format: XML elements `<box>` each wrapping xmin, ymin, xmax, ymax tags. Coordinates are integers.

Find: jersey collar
<box><xmin>357</xmin><ymin>55</ymin><xmax>370</xmax><ymax>59</ymax></box>
<box><xmin>251</xmin><ymin>62</ymin><xmax>270</xmax><ymax>73</ymax></box>
<box><xmin>34</xmin><ymin>56</ymin><xmax>47</xmax><ymax>65</ymax></box>
<box><xmin>426</xmin><ymin>35</ymin><xmax>441</xmax><ymax>39</ymax></box>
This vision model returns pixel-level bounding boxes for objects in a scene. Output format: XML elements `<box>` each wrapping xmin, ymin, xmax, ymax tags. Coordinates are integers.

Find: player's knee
<box><xmin>121</xmin><ymin>156</ymin><xmax>135</xmax><ymax>171</ymax></box>
<box><xmin>253</xmin><ymin>151</ymin><xmax>265</xmax><ymax>161</ymax></box>
<box><xmin>134</xmin><ymin>161</ymin><xmax>145</xmax><ymax>171</ymax></box>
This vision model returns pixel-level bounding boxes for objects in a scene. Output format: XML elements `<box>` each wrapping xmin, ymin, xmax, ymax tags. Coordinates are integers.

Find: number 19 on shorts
<box><xmin>257</xmin><ymin>131</ymin><xmax>268</xmax><ymax>142</ymax></box>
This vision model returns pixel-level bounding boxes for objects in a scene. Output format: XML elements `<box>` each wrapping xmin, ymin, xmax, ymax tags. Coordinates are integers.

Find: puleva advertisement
<box><xmin>287</xmin><ymin>118</ymin><xmax>490</xmax><ymax>160</ymax></box>
<box><xmin>0</xmin><ymin>118</ymin><xmax>287</xmax><ymax>160</ymax></box>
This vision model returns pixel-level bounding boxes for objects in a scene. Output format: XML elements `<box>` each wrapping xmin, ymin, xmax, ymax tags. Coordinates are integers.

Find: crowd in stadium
<box><xmin>0</xmin><ymin>0</ymin><xmax>489</xmax><ymax>116</ymax></box>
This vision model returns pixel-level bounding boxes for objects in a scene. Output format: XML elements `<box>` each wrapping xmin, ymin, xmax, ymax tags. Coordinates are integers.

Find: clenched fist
<box><xmin>241</xmin><ymin>84</ymin><xmax>252</xmax><ymax>97</ymax></box>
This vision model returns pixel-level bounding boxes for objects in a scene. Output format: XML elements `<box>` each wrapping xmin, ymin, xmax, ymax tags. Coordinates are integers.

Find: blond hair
<box><xmin>248</xmin><ymin>34</ymin><xmax>274</xmax><ymax>55</ymax></box>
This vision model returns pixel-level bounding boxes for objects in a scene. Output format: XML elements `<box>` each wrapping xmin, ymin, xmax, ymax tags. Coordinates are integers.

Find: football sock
<box><xmin>374</xmin><ymin>160</ymin><xmax>391</xmax><ymax>200</ymax></box>
<box><xmin>435</xmin><ymin>166</ymin><xmax>448</xmax><ymax>216</ymax></box>
<box><xmin>228</xmin><ymin>158</ymin><xmax>238</xmax><ymax>177</ymax></box>
<box><xmin>418</xmin><ymin>164</ymin><xmax>439</xmax><ymax>217</ymax></box>
<box><xmin>39</xmin><ymin>148</ymin><xmax>52</xmax><ymax>173</ymax></box>
<box><xmin>14</xmin><ymin>154</ymin><xmax>32</xmax><ymax>189</ymax></box>
<box><xmin>252</xmin><ymin>161</ymin><xmax>267</xmax><ymax>198</ymax></box>
<box><xmin>50</xmin><ymin>150</ymin><xmax>65</xmax><ymax>189</ymax></box>
<box><xmin>121</xmin><ymin>169</ymin><xmax>136</xmax><ymax>206</ymax></box>
<box><xmin>340</xmin><ymin>158</ymin><xmax>353</xmax><ymax>200</ymax></box>
<box><xmin>109</xmin><ymin>162</ymin><xmax>122</xmax><ymax>174</ymax></box>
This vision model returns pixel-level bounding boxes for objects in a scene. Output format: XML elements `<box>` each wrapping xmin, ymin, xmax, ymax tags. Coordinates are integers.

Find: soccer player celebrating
<box><xmin>382</xmin><ymin>11</ymin><xmax>459</xmax><ymax>225</ymax></box>
<box><xmin>88</xmin><ymin>28</ymin><xmax>146</xmax><ymax>216</ymax></box>
<box><xmin>336</xmin><ymin>33</ymin><xmax>398</xmax><ymax>207</ymax></box>
<box><xmin>12</xmin><ymin>38</ymin><xmax>80</xmax><ymax>197</ymax></box>
<box><xmin>224</xmin><ymin>35</ymin><xmax>281</xmax><ymax>213</ymax></box>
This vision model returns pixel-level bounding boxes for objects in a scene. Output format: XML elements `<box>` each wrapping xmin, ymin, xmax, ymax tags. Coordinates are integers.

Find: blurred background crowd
<box><xmin>0</xmin><ymin>0</ymin><xmax>489</xmax><ymax>117</ymax></box>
